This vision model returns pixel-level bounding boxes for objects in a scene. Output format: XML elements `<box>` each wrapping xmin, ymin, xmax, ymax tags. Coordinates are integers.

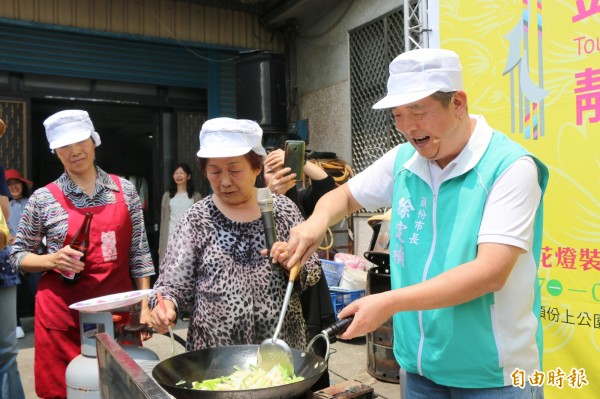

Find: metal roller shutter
<box><xmin>0</xmin><ymin>19</ymin><xmax>239</xmax><ymax>110</ymax></box>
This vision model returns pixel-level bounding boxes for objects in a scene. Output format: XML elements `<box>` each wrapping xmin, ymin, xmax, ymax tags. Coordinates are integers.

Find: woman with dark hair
<box><xmin>150</xmin><ymin>117</ymin><xmax>321</xmax><ymax>353</ymax></box>
<box><xmin>158</xmin><ymin>163</ymin><xmax>201</xmax><ymax>262</ymax></box>
<box><xmin>6</xmin><ymin>170</ymin><xmax>31</xmax><ymax>200</ymax></box>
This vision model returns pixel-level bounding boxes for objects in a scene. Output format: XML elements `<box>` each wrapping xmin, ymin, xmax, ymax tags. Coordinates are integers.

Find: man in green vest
<box><xmin>276</xmin><ymin>48</ymin><xmax>548</xmax><ymax>398</ymax></box>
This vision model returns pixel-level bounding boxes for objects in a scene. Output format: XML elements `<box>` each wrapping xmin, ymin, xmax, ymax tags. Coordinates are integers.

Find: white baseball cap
<box><xmin>44</xmin><ymin>110</ymin><xmax>101</xmax><ymax>150</ymax></box>
<box><xmin>372</xmin><ymin>48</ymin><xmax>464</xmax><ymax>109</ymax></box>
<box><xmin>196</xmin><ymin>117</ymin><xmax>266</xmax><ymax>158</ymax></box>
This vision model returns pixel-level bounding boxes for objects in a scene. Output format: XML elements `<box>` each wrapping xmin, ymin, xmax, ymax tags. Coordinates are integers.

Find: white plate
<box><xmin>69</xmin><ymin>289</ymin><xmax>153</xmax><ymax>312</ymax></box>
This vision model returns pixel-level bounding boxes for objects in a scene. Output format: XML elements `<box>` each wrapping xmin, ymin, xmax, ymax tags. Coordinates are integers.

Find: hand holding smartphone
<box><xmin>283</xmin><ymin>140</ymin><xmax>305</xmax><ymax>182</ymax></box>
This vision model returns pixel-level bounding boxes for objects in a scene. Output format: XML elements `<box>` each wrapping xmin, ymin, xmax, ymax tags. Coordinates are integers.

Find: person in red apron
<box><xmin>9</xmin><ymin>110</ymin><xmax>154</xmax><ymax>399</ymax></box>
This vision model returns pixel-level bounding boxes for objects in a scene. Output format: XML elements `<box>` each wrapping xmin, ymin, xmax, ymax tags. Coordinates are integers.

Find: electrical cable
<box><xmin>304</xmin><ymin>157</ymin><xmax>355</xmax><ymax>254</ymax></box>
<box><xmin>305</xmin><ymin>158</ymin><xmax>355</xmax><ymax>187</ymax></box>
<box><xmin>318</xmin><ymin>228</ymin><xmax>334</xmax><ymax>251</ymax></box>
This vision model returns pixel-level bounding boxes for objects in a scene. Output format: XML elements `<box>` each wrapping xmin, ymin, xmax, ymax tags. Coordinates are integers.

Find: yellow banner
<box><xmin>440</xmin><ymin>1</ymin><xmax>600</xmax><ymax>397</ymax></box>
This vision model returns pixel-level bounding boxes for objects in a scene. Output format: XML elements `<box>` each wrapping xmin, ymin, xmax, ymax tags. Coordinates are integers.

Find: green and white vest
<box><xmin>390</xmin><ymin>131</ymin><xmax>549</xmax><ymax>388</ymax></box>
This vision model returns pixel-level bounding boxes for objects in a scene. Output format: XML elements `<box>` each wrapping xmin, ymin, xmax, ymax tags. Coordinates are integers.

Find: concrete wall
<box><xmin>295</xmin><ymin>1</ymin><xmax>398</xmax><ymax>259</ymax></box>
<box><xmin>295</xmin><ymin>0</ymin><xmax>398</xmax><ymax>160</ymax></box>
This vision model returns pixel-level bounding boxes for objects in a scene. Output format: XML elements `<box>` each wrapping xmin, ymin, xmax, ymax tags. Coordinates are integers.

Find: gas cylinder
<box><xmin>66</xmin><ymin>305</ymin><xmax>159</xmax><ymax>398</ymax></box>
<box><xmin>66</xmin><ymin>346</ymin><xmax>159</xmax><ymax>398</ymax></box>
<box><xmin>65</xmin><ymin>354</ymin><xmax>100</xmax><ymax>398</ymax></box>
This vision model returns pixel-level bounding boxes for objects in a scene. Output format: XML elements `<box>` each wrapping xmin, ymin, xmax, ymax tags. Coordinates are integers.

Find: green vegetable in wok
<box><xmin>191</xmin><ymin>364</ymin><xmax>304</xmax><ymax>391</ymax></box>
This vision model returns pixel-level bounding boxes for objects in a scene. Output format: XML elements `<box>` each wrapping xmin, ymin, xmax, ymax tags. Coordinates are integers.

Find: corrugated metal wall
<box><xmin>0</xmin><ymin>0</ymin><xmax>284</xmax><ymax>52</ymax></box>
<box><xmin>1</xmin><ymin>21</ymin><xmax>216</xmax><ymax>88</ymax></box>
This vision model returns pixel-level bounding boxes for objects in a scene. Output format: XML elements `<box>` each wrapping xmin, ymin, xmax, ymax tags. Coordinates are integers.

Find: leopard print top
<box><xmin>151</xmin><ymin>193</ymin><xmax>321</xmax><ymax>352</ymax></box>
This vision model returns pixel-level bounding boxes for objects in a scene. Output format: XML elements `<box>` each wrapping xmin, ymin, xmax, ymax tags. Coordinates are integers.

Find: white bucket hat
<box><xmin>197</xmin><ymin>117</ymin><xmax>266</xmax><ymax>158</ymax></box>
<box><xmin>44</xmin><ymin>110</ymin><xmax>101</xmax><ymax>151</ymax></box>
<box><xmin>372</xmin><ymin>48</ymin><xmax>464</xmax><ymax>109</ymax></box>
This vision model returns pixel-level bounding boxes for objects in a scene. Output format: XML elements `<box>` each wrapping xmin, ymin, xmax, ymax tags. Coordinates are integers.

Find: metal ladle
<box><xmin>257</xmin><ymin>263</ymin><xmax>300</xmax><ymax>374</ymax></box>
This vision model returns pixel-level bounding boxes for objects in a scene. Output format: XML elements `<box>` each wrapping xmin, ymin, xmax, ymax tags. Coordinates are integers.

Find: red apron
<box><xmin>34</xmin><ymin>176</ymin><xmax>134</xmax><ymax>399</ymax></box>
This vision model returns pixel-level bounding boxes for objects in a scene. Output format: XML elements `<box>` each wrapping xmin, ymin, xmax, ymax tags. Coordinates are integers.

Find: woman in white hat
<box><xmin>150</xmin><ymin>117</ymin><xmax>322</xmax><ymax>354</ymax></box>
<box><xmin>9</xmin><ymin>110</ymin><xmax>155</xmax><ymax>399</ymax></box>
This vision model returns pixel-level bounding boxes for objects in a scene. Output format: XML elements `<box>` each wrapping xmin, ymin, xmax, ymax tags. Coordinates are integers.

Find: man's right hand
<box><xmin>284</xmin><ymin>216</ymin><xmax>329</xmax><ymax>268</ymax></box>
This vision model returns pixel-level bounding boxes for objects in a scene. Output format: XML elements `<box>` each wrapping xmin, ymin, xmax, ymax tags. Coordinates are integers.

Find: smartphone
<box><xmin>284</xmin><ymin>140</ymin><xmax>305</xmax><ymax>182</ymax></box>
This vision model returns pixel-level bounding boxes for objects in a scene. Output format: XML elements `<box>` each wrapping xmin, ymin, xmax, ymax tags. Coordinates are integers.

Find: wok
<box><xmin>152</xmin><ymin>345</ymin><xmax>327</xmax><ymax>399</ymax></box>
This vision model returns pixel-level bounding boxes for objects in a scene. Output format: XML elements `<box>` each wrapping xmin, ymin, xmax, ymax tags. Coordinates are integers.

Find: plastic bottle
<box><xmin>61</xmin><ymin>212</ymin><xmax>93</xmax><ymax>284</ymax></box>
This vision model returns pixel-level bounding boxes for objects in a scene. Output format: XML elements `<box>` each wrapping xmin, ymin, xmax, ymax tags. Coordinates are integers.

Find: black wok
<box><xmin>152</xmin><ymin>345</ymin><xmax>326</xmax><ymax>399</ymax></box>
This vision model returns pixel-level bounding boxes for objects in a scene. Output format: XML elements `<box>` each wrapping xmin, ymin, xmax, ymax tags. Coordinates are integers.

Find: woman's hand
<box><xmin>50</xmin><ymin>245</ymin><xmax>85</xmax><ymax>274</ymax></box>
<box><xmin>267</xmin><ymin>241</ymin><xmax>293</xmax><ymax>270</ymax></box>
<box><xmin>268</xmin><ymin>167</ymin><xmax>296</xmax><ymax>195</ymax></box>
<box><xmin>265</xmin><ymin>149</ymin><xmax>297</xmax><ymax>195</ymax></box>
<box><xmin>150</xmin><ymin>294</ymin><xmax>177</xmax><ymax>335</ymax></box>
<box><xmin>139</xmin><ymin>301</ymin><xmax>153</xmax><ymax>341</ymax></box>
<box><xmin>265</xmin><ymin>149</ymin><xmax>286</xmax><ymax>170</ymax></box>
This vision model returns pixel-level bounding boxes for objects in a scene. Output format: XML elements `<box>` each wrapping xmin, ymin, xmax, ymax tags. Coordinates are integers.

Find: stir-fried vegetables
<box><xmin>191</xmin><ymin>364</ymin><xmax>304</xmax><ymax>391</ymax></box>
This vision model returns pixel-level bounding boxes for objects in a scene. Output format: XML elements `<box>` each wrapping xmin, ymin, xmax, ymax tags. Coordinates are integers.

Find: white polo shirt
<box><xmin>348</xmin><ymin>114</ymin><xmax>541</xmax><ymax>251</ymax></box>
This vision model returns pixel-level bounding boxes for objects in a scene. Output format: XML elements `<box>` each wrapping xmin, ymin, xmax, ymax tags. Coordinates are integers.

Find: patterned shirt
<box><xmin>10</xmin><ymin>167</ymin><xmax>154</xmax><ymax>278</ymax></box>
<box><xmin>151</xmin><ymin>194</ymin><xmax>322</xmax><ymax>351</ymax></box>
